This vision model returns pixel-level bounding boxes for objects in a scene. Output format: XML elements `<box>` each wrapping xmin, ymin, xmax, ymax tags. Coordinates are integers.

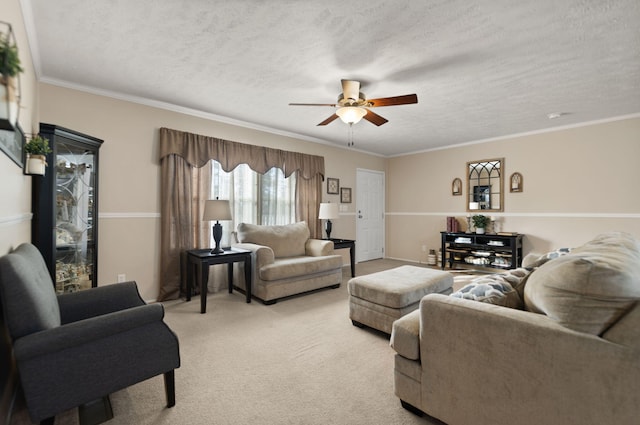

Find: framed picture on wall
<box><xmin>452</xmin><ymin>178</ymin><xmax>462</xmax><ymax>196</ymax></box>
<box><xmin>510</xmin><ymin>172</ymin><xmax>523</xmax><ymax>192</ymax></box>
<box><xmin>0</xmin><ymin>124</ymin><xmax>25</xmax><ymax>168</ymax></box>
<box><xmin>327</xmin><ymin>177</ymin><xmax>339</xmax><ymax>194</ymax></box>
<box><xmin>340</xmin><ymin>187</ymin><xmax>352</xmax><ymax>203</ymax></box>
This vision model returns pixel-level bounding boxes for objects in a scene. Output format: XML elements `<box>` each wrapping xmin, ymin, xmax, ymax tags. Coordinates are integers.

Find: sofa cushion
<box><xmin>451</xmin><ymin>268</ymin><xmax>531</xmax><ymax>309</ymax></box>
<box><xmin>259</xmin><ymin>255</ymin><xmax>343</xmax><ymax>281</ymax></box>
<box><xmin>237</xmin><ymin>222</ymin><xmax>310</xmax><ymax>257</ymax></box>
<box><xmin>524</xmin><ymin>232</ymin><xmax>640</xmax><ymax>335</ymax></box>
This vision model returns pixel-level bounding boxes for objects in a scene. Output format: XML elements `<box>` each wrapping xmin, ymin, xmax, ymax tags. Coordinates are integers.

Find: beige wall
<box><xmin>386</xmin><ymin>116</ymin><xmax>640</xmax><ymax>263</ymax></box>
<box><xmin>37</xmin><ymin>84</ymin><xmax>385</xmax><ymax>300</ymax></box>
<box><xmin>0</xmin><ymin>0</ymin><xmax>39</xmax><ymax>255</ymax></box>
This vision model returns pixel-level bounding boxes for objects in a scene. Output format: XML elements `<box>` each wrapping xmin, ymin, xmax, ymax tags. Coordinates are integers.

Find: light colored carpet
<box><xmin>11</xmin><ymin>260</ymin><xmax>479</xmax><ymax>425</ymax></box>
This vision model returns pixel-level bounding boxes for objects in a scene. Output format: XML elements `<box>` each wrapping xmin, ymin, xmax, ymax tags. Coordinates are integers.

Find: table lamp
<box><xmin>318</xmin><ymin>202</ymin><xmax>339</xmax><ymax>239</ymax></box>
<box><xmin>203</xmin><ymin>198</ymin><xmax>232</xmax><ymax>254</ymax></box>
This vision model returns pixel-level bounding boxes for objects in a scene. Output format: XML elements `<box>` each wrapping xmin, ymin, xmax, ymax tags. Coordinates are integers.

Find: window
<box><xmin>209</xmin><ymin>161</ymin><xmax>296</xmax><ymax>245</ymax></box>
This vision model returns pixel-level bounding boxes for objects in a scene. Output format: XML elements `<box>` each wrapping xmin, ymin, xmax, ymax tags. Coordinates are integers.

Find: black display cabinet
<box><xmin>32</xmin><ymin>123</ymin><xmax>103</xmax><ymax>293</ymax></box>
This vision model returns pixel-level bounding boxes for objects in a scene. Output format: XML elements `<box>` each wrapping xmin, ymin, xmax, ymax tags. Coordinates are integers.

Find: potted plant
<box><xmin>471</xmin><ymin>214</ymin><xmax>489</xmax><ymax>234</ymax></box>
<box><xmin>24</xmin><ymin>134</ymin><xmax>52</xmax><ymax>175</ymax></box>
<box><xmin>0</xmin><ymin>25</ymin><xmax>23</xmax><ymax>129</ymax></box>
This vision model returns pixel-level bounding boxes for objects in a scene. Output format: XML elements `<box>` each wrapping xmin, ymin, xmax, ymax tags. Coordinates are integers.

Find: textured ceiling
<box><xmin>21</xmin><ymin>0</ymin><xmax>640</xmax><ymax>156</ymax></box>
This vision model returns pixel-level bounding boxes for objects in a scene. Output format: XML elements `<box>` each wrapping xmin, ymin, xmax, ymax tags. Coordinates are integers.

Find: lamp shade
<box><xmin>318</xmin><ymin>202</ymin><xmax>339</xmax><ymax>220</ymax></box>
<box><xmin>203</xmin><ymin>199</ymin><xmax>232</xmax><ymax>221</ymax></box>
<box><xmin>336</xmin><ymin>106</ymin><xmax>367</xmax><ymax>124</ymax></box>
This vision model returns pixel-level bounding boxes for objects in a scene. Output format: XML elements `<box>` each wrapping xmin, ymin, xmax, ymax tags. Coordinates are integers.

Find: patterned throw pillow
<box><xmin>451</xmin><ymin>268</ymin><xmax>532</xmax><ymax>309</ymax></box>
<box><xmin>525</xmin><ymin>247</ymin><xmax>572</xmax><ymax>269</ymax></box>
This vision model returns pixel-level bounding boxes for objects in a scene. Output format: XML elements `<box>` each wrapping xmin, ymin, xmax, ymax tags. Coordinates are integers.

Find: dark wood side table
<box><xmin>325</xmin><ymin>238</ymin><xmax>356</xmax><ymax>277</ymax></box>
<box><xmin>186</xmin><ymin>248</ymin><xmax>252</xmax><ymax>313</ymax></box>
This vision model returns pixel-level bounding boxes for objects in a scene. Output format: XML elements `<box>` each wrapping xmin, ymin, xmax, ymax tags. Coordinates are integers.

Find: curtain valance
<box><xmin>159</xmin><ymin>127</ymin><xmax>324</xmax><ymax>179</ymax></box>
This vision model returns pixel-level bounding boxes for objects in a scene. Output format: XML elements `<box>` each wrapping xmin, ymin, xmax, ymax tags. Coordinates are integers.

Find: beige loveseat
<box><xmin>390</xmin><ymin>232</ymin><xmax>640</xmax><ymax>425</ymax></box>
<box><xmin>232</xmin><ymin>222</ymin><xmax>343</xmax><ymax>304</ymax></box>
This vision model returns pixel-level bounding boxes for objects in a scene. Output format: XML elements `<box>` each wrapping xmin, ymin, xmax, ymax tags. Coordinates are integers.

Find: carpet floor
<box><xmin>10</xmin><ymin>259</ymin><xmax>479</xmax><ymax>425</ymax></box>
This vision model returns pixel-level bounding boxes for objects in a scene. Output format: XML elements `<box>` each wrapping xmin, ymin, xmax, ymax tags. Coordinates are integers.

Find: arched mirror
<box><xmin>467</xmin><ymin>158</ymin><xmax>504</xmax><ymax>212</ymax></box>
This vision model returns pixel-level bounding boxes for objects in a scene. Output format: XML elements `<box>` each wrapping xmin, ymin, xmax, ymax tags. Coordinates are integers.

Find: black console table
<box><xmin>441</xmin><ymin>232</ymin><xmax>523</xmax><ymax>271</ymax></box>
<box><xmin>186</xmin><ymin>248</ymin><xmax>252</xmax><ymax>313</ymax></box>
<box><xmin>324</xmin><ymin>238</ymin><xmax>356</xmax><ymax>277</ymax></box>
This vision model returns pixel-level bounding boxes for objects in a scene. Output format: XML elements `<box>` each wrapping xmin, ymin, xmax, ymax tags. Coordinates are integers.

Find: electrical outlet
<box><xmin>421</xmin><ymin>245</ymin><xmax>427</xmax><ymax>252</ymax></box>
<box><xmin>117</xmin><ymin>274</ymin><xmax>126</xmax><ymax>283</ymax></box>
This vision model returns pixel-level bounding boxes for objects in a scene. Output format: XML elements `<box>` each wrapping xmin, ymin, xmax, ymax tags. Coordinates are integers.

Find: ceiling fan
<box><xmin>289</xmin><ymin>79</ymin><xmax>418</xmax><ymax>127</ymax></box>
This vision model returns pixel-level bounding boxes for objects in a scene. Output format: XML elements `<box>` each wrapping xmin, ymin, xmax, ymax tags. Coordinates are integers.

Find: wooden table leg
<box><xmin>349</xmin><ymin>244</ymin><xmax>356</xmax><ymax>277</ymax></box>
<box><xmin>244</xmin><ymin>255</ymin><xmax>251</xmax><ymax>303</ymax></box>
<box><xmin>200</xmin><ymin>262</ymin><xmax>209</xmax><ymax>314</ymax></box>
<box><xmin>227</xmin><ymin>262</ymin><xmax>233</xmax><ymax>294</ymax></box>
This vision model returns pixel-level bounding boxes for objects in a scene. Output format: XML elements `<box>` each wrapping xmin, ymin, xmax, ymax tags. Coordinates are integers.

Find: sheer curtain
<box><xmin>210</xmin><ymin>162</ymin><xmax>296</xmax><ymax>248</ymax></box>
<box><xmin>158</xmin><ymin>127</ymin><xmax>324</xmax><ymax>301</ymax></box>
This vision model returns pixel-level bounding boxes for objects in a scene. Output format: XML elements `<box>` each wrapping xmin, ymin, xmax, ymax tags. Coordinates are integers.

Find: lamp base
<box><xmin>211</xmin><ymin>222</ymin><xmax>225</xmax><ymax>254</ymax></box>
<box><xmin>325</xmin><ymin>219</ymin><xmax>333</xmax><ymax>239</ymax></box>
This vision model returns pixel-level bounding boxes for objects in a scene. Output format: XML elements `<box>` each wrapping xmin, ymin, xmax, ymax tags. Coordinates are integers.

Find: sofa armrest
<box><xmin>305</xmin><ymin>239</ymin><xmax>334</xmax><ymax>256</ymax></box>
<box><xmin>57</xmin><ymin>281</ymin><xmax>145</xmax><ymax>324</ymax></box>
<box><xmin>233</xmin><ymin>242</ymin><xmax>275</xmax><ymax>267</ymax></box>
<box><xmin>14</xmin><ymin>304</ymin><xmax>166</xmax><ymax>361</ymax></box>
<box><xmin>390</xmin><ymin>309</ymin><xmax>421</xmax><ymax>360</ymax></box>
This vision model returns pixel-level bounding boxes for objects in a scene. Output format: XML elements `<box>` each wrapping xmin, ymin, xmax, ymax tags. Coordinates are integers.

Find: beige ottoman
<box><xmin>348</xmin><ymin>265</ymin><xmax>453</xmax><ymax>334</ymax></box>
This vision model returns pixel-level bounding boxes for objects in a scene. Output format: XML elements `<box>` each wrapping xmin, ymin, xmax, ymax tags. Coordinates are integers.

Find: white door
<box><xmin>356</xmin><ymin>169</ymin><xmax>384</xmax><ymax>262</ymax></box>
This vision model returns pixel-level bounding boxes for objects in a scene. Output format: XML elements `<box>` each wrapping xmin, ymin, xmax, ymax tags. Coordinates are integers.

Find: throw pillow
<box><xmin>524</xmin><ymin>247</ymin><xmax>572</xmax><ymax>269</ymax></box>
<box><xmin>450</xmin><ymin>268</ymin><xmax>531</xmax><ymax>309</ymax></box>
<box><xmin>524</xmin><ymin>232</ymin><xmax>640</xmax><ymax>335</ymax></box>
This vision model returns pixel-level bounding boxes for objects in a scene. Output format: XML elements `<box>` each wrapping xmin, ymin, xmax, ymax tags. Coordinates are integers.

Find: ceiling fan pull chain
<box><xmin>348</xmin><ymin>123</ymin><xmax>354</xmax><ymax>147</ymax></box>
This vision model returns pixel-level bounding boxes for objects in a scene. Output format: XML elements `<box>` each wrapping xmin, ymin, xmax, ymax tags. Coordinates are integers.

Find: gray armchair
<box><xmin>0</xmin><ymin>243</ymin><xmax>180</xmax><ymax>424</ymax></box>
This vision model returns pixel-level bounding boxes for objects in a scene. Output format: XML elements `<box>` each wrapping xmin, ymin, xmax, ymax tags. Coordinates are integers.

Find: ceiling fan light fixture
<box><xmin>336</xmin><ymin>106</ymin><xmax>367</xmax><ymax>124</ymax></box>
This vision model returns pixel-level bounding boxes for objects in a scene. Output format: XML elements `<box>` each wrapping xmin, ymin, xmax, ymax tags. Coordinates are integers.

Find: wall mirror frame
<box><xmin>466</xmin><ymin>158</ymin><xmax>504</xmax><ymax>212</ymax></box>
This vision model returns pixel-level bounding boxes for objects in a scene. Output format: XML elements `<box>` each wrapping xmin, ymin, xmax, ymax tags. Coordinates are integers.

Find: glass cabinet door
<box><xmin>54</xmin><ymin>142</ymin><xmax>96</xmax><ymax>293</ymax></box>
<box><xmin>32</xmin><ymin>124</ymin><xmax>103</xmax><ymax>294</ymax></box>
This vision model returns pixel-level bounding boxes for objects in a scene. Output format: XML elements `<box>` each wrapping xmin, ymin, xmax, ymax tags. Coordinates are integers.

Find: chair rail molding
<box><xmin>385</xmin><ymin>212</ymin><xmax>640</xmax><ymax>219</ymax></box>
<box><xmin>99</xmin><ymin>212</ymin><xmax>161</xmax><ymax>219</ymax></box>
<box><xmin>0</xmin><ymin>213</ymin><xmax>32</xmax><ymax>226</ymax></box>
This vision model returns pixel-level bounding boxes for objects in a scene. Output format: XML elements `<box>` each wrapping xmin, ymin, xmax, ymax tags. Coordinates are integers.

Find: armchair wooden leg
<box><xmin>164</xmin><ymin>370</ymin><xmax>176</xmax><ymax>408</ymax></box>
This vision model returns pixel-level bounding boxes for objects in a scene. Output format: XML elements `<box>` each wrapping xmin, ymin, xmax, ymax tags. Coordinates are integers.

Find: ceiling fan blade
<box><xmin>341</xmin><ymin>79</ymin><xmax>361</xmax><ymax>102</ymax></box>
<box><xmin>362</xmin><ymin>109</ymin><xmax>388</xmax><ymax>126</ymax></box>
<box><xmin>317</xmin><ymin>114</ymin><xmax>340</xmax><ymax>126</ymax></box>
<box><xmin>367</xmin><ymin>94</ymin><xmax>418</xmax><ymax>107</ymax></box>
<box><xmin>289</xmin><ymin>103</ymin><xmax>337</xmax><ymax>107</ymax></box>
